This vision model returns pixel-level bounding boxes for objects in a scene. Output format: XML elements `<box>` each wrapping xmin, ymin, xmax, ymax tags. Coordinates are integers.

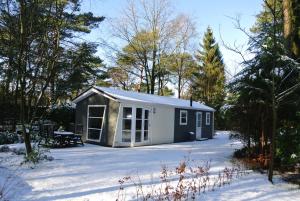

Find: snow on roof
<box><xmin>94</xmin><ymin>86</ymin><xmax>215</xmax><ymax>111</ymax></box>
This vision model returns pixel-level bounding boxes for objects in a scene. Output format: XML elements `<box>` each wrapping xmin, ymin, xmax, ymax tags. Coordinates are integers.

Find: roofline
<box><xmin>92</xmin><ymin>86</ymin><xmax>119</xmax><ymax>101</ymax></box>
<box><xmin>72</xmin><ymin>86</ymin><xmax>93</xmax><ymax>102</ymax></box>
<box><xmin>72</xmin><ymin>86</ymin><xmax>119</xmax><ymax>104</ymax></box>
<box><xmin>117</xmin><ymin>99</ymin><xmax>215</xmax><ymax>112</ymax></box>
<box><xmin>73</xmin><ymin>86</ymin><xmax>215</xmax><ymax>112</ymax></box>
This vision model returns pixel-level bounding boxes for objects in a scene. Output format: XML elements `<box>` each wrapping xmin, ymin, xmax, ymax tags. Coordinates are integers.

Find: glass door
<box><xmin>121</xmin><ymin>107</ymin><xmax>150</xmax><ymax>145</ymax></box>
<box><xmin>135</xmin><ymin>108</ymin><xmax>150</xmax><ymax>143</ymax></box>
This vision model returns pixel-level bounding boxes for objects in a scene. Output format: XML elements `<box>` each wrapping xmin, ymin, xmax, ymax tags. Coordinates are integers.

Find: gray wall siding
<box><xmin>107</xmin><ymin>101</ymin><xmax>119</xmax><ymax>146</ymax></box>
<box><xmin>75</xmin><ymin>93</ymin><xmax>120</xmax><ymax>146</ymax></box>
<box><xmin>174</xmin><ymin>108</ymin><xmax>213</xmax><ymax>142</ymax></box>
<box><xmin>201</xmin><ymin>111</ymin><xmax>213</xmax><ymax>139</ymax></box>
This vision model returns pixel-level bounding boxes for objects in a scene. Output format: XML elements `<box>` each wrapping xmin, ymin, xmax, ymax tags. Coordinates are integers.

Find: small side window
<box><xmin>206</xmin><ymin>112</ymin><xmax>211</xmax><ymax>125</ymax></box>
<box><xmin>180</xmin><ymin>110</ymin><xmax>188</xmax><ymax>125</ymax></box>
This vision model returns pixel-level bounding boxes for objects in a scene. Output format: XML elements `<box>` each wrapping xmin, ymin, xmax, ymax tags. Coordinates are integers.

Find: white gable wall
<box><xmin>150</xmin><ymin>105</ymin><xmax>174</xmax><ymax>144</ymax></box>
<box><xmin>113</xmin><ymin>102</ymin><xmax>175</xmax><ymax>147</ymax></box>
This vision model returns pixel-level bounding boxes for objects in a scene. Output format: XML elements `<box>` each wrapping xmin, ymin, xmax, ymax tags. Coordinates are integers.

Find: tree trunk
<box><xmin>283</xmin><ymin>0</ymin><xmax>300</xmax><ymax>58</ymax></box>
<box><xmin>247</xmin><ymin>122</ymin><xmax>251</xmax><ymax>155</ymax></box>
<box><xmin>260</xmin><ymin>113</ymin><xmax>265</xmax><ymax>156</ymax></box>
<box><xmin>19</xmin><ymin>0</ymin><xmax>32</xmax><ymax>155</ymax></box>
<box><xmin>178</xmin><ymin>76</ymin><xmax>181</xmax><ymax>99</ymax></box>
<box><xmin>268</xmin><ymin>96</ymin><xmax>277</xmax><ymax>183</ymax></box>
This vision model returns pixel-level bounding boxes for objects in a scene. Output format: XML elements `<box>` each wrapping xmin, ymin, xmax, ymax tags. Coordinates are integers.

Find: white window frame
<box><xmin>122</xmin><ymin>107</ymin><xmax>133</xmax><ymax>143</ymax></box>
<box><xmin>142</xmin><ymin>109</ymin><xmax>150</xmax><ymax>142</ymax></box>
<box><xmin>206</xmin><ymin>112</ymin><xmax>211</xmax><ymax>125</ymax></box>
<box><xmin>87</xmin><ymin>105</ymin><xmax>106</xmax><ymax>142</ymax></box>
<box><xmin>179</xmin><ymin>110</ymin><xmax>188</xmax><ymax>125</ymax></box>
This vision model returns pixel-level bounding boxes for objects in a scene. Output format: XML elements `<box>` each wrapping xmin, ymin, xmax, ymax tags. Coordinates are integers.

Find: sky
<box><xmin>80</xmin><ymin>0</ymin><xmax>263</xmax><ymax>79</ymax></box>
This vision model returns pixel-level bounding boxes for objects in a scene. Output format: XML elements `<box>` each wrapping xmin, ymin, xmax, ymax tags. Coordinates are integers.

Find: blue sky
<box><xmin>81</xmin><ymin>0</ymin><xmax>263</xmax><ymax>77</ymax></box>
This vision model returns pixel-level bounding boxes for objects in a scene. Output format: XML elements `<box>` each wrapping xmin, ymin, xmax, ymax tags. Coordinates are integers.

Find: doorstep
<box><xmin>196</xmin><ymin>138</ymin><xmax>209</xmax><ymax>141</ymax></box>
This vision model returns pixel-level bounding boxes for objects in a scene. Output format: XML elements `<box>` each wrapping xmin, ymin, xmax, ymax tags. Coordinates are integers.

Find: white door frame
<box><xmin>134</xmin><ymin>107</ymin><xmax>151</xmax><ymax>145</ymax></box>
<box><xmin>195</xmin><ymin>111</ymin><xmax>202</xmax><ymax>139</ymax></box>
<box><xmin>119</xmin><ymin>104</ymin><xmax>151</xmax><ymax>147</ymax></box>
<box><xmin>86</xmin><ymin>105</ymin><xmax>106</xmax><ymax>142</ymax></box>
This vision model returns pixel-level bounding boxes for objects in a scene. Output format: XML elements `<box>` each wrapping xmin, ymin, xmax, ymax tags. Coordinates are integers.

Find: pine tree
<box><xmin>193</xmin><ymin>27</ymin><xmax>226</xmax><ymax>128</ymax></box>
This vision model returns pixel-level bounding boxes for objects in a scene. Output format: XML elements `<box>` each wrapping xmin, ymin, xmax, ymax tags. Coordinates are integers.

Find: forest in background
<box><xmin>0</xmin><ymin>0</ymin><xmax>299</xmax><ymax>183</ymax></box>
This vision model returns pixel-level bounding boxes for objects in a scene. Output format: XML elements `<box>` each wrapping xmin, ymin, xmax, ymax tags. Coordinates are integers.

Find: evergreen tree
<box><xmin>227</xmin><ymin>0</ymin><xmax>300</xmax><ymax>182</ymax></box>
<box><xmin>0</xmin><ymin>0</ymin><xmax>104</xmax><ymax>155</ymax></box>
<box><xmin>193</xmin><ymin>27</ymin><xmax>226</xmax><ymax>128</ymax></box>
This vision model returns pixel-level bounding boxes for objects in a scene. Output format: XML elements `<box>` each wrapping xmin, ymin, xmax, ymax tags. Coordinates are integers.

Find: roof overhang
<box><xmin>72</xmin><ymin>87</ymin><xmax>118</xmax><ymax>104</ymax></box>
<box><xmin>73</xmin><ymin>86</ymin><xmax>215</xmax><ymax>112</ymax></box>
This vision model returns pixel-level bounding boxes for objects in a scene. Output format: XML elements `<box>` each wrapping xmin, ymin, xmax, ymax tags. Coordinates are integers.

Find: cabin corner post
<box><xmin>112</xmin><ymin>104</ymin><xmax>122</xmax><ymax>147</ymax></box>
<box><xmin>212</xmin><ymin>111</ymin><xmax>215</xmax><ymax>137</ymax></box>
<box><xmin>130</xmin><ymin>105</ymin><xmax>136</xmax><ymax>147</ymax></box>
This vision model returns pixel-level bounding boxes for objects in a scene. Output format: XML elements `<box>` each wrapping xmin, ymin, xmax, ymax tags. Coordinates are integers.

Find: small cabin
<box><xmin>73</xmin><ymin>86</ymin><xmax>215</xmax><ymax>147</ymax></box>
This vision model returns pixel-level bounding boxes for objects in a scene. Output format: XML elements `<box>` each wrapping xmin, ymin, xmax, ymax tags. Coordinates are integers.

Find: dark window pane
<box><xmin>123</xmin><ymin>119</ymin><xmax>131</xmax><ymax>130</ymax></box>
<box><xmin>206</xmin><ymin>113</ymin><xmax>210</xmax><ymax>124</ymax></box>
<box><xmin>136</xmin><ymin>108</ymin><xmax>142</xmax><ymax>119</ymax></box>
<box><xmin>144</xmin><ymin>131</ymin><xmax>148</xmax><ymax>141</ymax></box>
<box><xmin>136</xmin><ymin>120</ymin><xmax>142</xmax><ymax>130</ymax></box>
<box><xmin>89</xmin><ymin>107</ymin><xmax>104</xmax><ymax>117</ymax></box>
<box><xmin>123</xmin><ymin>107</ymin><xmax>132</xmax><ymax>118</ymax></box>
<box><xmin>145</xmin><ymin>110</ymin><xmax>149</xmax><ymax>119</ymax></box>
<box><xmin>88</xmin><ymin>118</ymin><xmax>102</xmax><ymax>129</ymax></box>
<box><xmin>181</xmin><ymin>117</ymin><xmax>187</xmax><ymax>124</ymax></box>
<box><xmin>135</xmin><ymin>131</ymin><xmax>141</xmax><ymax>142</ymax></box>
<box><xmin>144</xmin><ymin>120</ymin><xmax>148</xmax><ymax>130</ymax></box>
<box><xmin>197</xmin><ymin>120</ymin><xmax>201</xmax><ymax>127</ymax></box>
<box><xmin>122</xmin><ymin>131</ymin><xmax>131</xmax><ymax>142</ymax></box>
<box><xmin>88</xmin><ymin>129</ymin><xmax>100</xmax><ymax>140</ymax></box>
<box><xmin>181</xmin><ymin>111</ymin><xmax>187</xmax><ymax>118</ymax></box>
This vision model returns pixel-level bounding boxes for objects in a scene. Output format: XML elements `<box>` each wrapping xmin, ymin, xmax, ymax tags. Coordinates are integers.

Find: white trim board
<box><xmin>86</xmin><ymin>105</ymin><xmax>106</xmax><ymax>142</ymax></box>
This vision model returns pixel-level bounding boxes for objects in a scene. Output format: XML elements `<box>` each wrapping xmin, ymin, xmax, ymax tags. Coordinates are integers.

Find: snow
<box><xmin>74</xmin><ymin>86</ymin><xmax>215</xmax><ymax>111</ymax></box>
<box><xmin>0</xmin><ymin>131</ymin><xmax>299</xmax><ymax>201</ymax></box>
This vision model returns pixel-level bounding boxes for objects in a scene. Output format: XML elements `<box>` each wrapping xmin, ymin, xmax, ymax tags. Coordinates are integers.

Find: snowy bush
<box><xmin>0</xmin><ymin>132</ymin><xmax>19</xmax><ymax>145</ymax></box>
<box><xmin>22</xmin><ymin>146</ymin><xmax>52</xmax><ymax>165</ymax></box>
<box><xmin>10</xmin><ymin>147</ymin><xmax>26</xmax><ymax>155</ymax></box>
<box><xmin>0</xmin><ymin>145</ymin><xmax>10</xmax><ymax>153</ymax></box>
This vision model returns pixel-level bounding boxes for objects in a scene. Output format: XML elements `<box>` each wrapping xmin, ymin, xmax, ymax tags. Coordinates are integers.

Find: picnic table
<box><xmin>54</xmin><ymin>131</ymin><xmax>84</xmax><ymax>147</ymax></box>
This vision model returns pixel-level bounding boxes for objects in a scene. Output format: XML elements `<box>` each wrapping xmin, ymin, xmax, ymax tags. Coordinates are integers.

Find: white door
<box><xmin>196</xmin><ymin>112</ymin><xmax>202</xmax><ymax>139</ymax></box>
<box><xmin>135</xmin><ymin>108</ymin><xmax>150</xmax><ymax>143</ymax></box>
<box><xmin>121</xmin><ymin>106</ymin><xmax>151</xmax><ymax>145</ymax></box>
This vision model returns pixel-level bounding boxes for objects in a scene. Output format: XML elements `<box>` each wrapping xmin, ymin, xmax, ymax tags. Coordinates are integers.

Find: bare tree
<box><xmin>104</xmin><ymin>0</ymin><xmax>195</xmax><ymax>94</ymax></box>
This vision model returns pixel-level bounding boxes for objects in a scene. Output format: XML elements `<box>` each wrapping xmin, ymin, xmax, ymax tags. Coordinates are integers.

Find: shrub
<box><xmin>276</xmin><ymin>124</ymin><xmax>300</xmax><ymax>167</ymax></box>
<box><xmin>116</xmin><ymin>156</ymin><xmax>248</xmax><ymax>200</ymax></box>
<box><xmin>11</xmin><ymin>147</ymin><xmax>26</xmax><ymax>155</ymax></box>
<box><xmin>233</xmin><ymin>147</ymin><xmax>248</xmax><ymax>158</ymax></box>
<box><xmin>22</xmin><ymin>146</ymin><xmax>53</xmax><ymax>165</ymax></box>
<box><xmin>47</xmin><ymin>105</ymin><xmax>75</xmax><ymax>130</ymax></box>
<box><xmin>0</xmin><ymin>145</ymin><xmax>10</xmax><ymax>152</ymax></box>
<box><xmin>0</xmin><ymin>132</ymin><xmax>19</xmax><ymax>145</ymax></box>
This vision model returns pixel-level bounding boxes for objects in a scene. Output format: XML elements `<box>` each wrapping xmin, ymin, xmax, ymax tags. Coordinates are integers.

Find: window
<box><xmin>180</xmin><ymin>110</ymin><xmax>188</xmax><ymax>125</ymax></box>
<box><xmin>87</xmin><ymin>106</ymin><xmax>105</xmax><ymax>141</ymax></box>
<box><xmin>206</xmin><ymin>112</ymin><xmax>211</xmax><ymax>125</ymax></box>
<box><xmin>122</xmin><ymin>107</ymin><xmax>132</xmax><ymax>142</ymax></box>
<box><xmin>144</xmin><ymin>110</ymin><xmax>149</xmax><ymax>141</ymax></box>
<box><xmin>135</xmin><ymin>108</ymin><xmax>142</xmax><ymax>142</ymax></box>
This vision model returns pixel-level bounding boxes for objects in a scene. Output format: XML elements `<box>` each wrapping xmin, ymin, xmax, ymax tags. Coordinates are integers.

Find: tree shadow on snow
<box><xmin>0</xmin><ymin>166</ymin><xmax>32</xmax><ymax>201</ymax></box>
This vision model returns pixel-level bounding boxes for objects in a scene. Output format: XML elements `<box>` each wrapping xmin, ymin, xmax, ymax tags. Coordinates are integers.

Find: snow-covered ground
<box><xmin>0</xmin><ymin>132</ymin><xmax>299</xmax><ymax>201</ymax></box>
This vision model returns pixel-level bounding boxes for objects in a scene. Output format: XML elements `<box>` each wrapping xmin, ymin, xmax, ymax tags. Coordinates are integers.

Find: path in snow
<box><xmin>0</xmin><ymin>131</ymin><xmax>299</xmax><ymax>201</ymax></box>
